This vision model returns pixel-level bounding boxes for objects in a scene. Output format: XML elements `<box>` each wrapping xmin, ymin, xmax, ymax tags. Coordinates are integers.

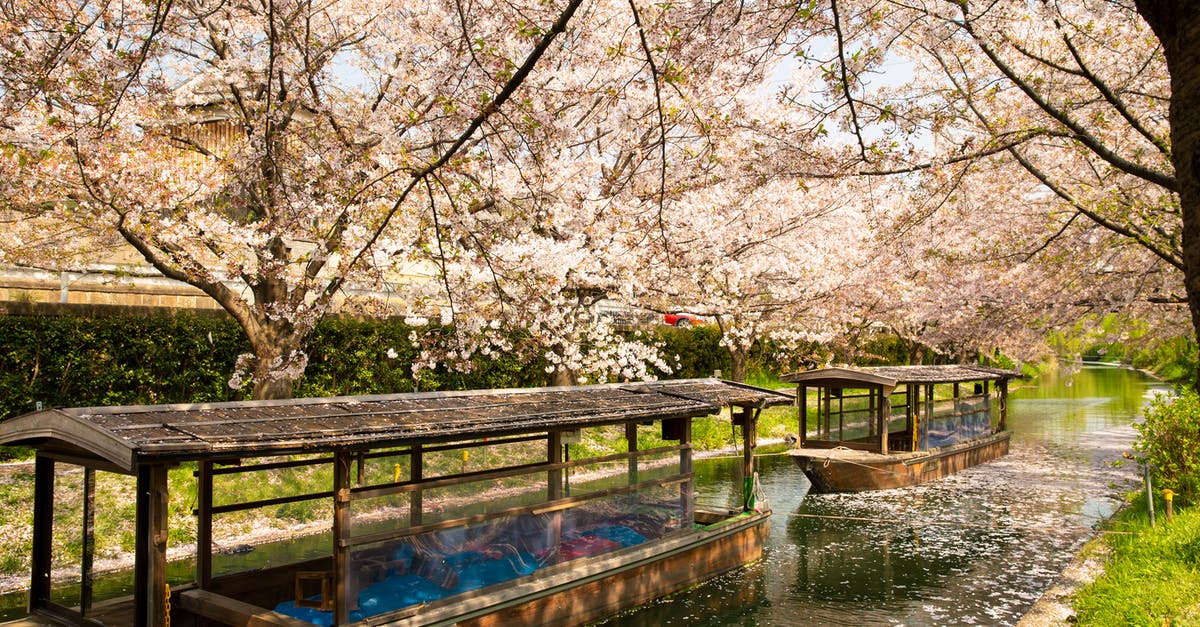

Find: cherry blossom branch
<box><xmin>928</xmin><ymin>39</ymin><xmax>1184</xmax><ymax>272</ymax></box>
<box><xmin>953</xmin><ymin>3</ymin><xmax>1177</xmax><ymax>192</ymax></box>
<box><xmin>830</xmin><ymin>0</ymin><xmax>870</xmax><ymax>161</ymax></box>
<box><xmin>1002</xmin><ymin>16</ymin><xmax>1171</xmax><ymax>158</ymax></box>
<box><xmin>1021</xmin><ymin>211</ymin><xmax>1081</xmax><ymax>262</ymax></box>
<box><xmin>1053</xmin><ymin>19</ymin><xmax>1170</xmax><ymax>157</ymax></box>
<box><xmin>626</xmin><ymin>0</ymin><xmax>669</xmax><ymax>238</ymax></box>
<box><xmin>1008</xmin><ymin>148</ymin><xmax>1183</xmax><ymax>271</ymax></box>
<box><xmin>323</xmin><ymin>0</ymin><xmax>585</xmax><ymax>300</ymax></box>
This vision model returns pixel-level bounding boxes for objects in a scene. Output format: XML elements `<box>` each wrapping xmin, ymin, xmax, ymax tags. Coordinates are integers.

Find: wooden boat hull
<box><xmin>790</xmin><ymin>432</ymin><xmax>1011</xmax><ymax>493</ymax></box>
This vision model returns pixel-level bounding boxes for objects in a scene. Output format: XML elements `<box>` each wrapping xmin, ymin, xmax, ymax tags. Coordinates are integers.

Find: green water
<box><xmin>0</xmin><ymin>365</ymin><xmax>1162</xmax><ymax>624</ymax></box>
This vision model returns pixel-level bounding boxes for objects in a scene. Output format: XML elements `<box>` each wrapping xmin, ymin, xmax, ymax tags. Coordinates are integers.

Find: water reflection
<box><xmin>602</xmin><ymin>366</ymin><xmax>1161</xmax><ymax>626</ymax></box>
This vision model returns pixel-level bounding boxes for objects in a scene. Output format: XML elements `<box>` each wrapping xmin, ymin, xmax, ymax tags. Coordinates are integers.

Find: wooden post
<box><xmin>798</xmin><ymin>385</ymin><xmax>807</xmax><ymax>447</ymax></box>
<box><xmin>547</xmin><ymin>432</ymin><xmax>564</xmax><ymax>562</ymax></box>
<box><xmin>952</xmin><ymin>382</ymin><xmax>962</xmax><ymax>441</ymax></box>
<box><xmin>135</xmin><ymin>464</ymin><xmax>170</xmax><ymax>627</ymax></box>
<box><xmin>30</xmin><ymin>455</ymin><xmax>54</xmax><ymax>613</ymax></box>
<box><xmin>908</xmin><ymin>384</ymin><xmax>918</xmax><ymax>451</ymax></box>
<box><xmin>81</xmin><ymin>467</ymin><xmax>95</xmax><ymax>615</ymax></box>
<box><xmin>878</xmin><ymin>388</ymin><xmax>889</xmax><ymax>455</ymax></box>
<box><xmin>333</xmin><ymin>453</ymin><xmax>352</xmax><ymax>625</ymax></box>
<box><xmin>196</xmin><ymin>461</ymin><xmax>213</xmax><ymax>590</ymax></box>
<box><xmin>680</xmin><ymin>418</ymin><xmax>694</xmax><ymax>518</ymax></box>
<box><xmin>837</xmin><ymin>390</ymin><xmax>844</xmax><ymax>441</ymax></box>
<box><xmin>925</xmin><ymin>384</ymin><xmax>935</xmax><ymax>445</ymax></box>
<box><xmin>411</xmin><ymin>445</ymin><xmax>423</xmax><ymax>527</ymax></box>
<box><xmin>741</xmin><ymin>409</ymin><xmax>757</xmax><ymax>511</ymax></box>
<box><xmin>998</xmin><ymin>379</ymin><xmax>1009</xmax><ymax>431</ymax></box>
<box><xmin>625</xmin><ymin>423</ymin><xmax>639</xmax><ymax>484</ymax></box>
<box><xmin>548</xmin><ymin>432</ymin><xmax>563</xmax><ymax>500</ymax></box>
<box><xmin>822</xmin><ymin>388</ymin><xmax>831</xmax><ymax>439</ymax></box>
<box><xmin>869</xmin><ymin>386</ymin><xmax>877</xmax><ymax>437</ymax></box>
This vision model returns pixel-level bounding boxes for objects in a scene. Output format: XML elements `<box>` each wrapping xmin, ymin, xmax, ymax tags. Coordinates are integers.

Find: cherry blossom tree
<box><xmin>1</xmin><ymin>0</ymin><xmax>812</xmax><ymax>397</ymax></box>
<box><xmin>391</xmin><ymin>0</ymin><xmax>806</xmax><ymax>386</ymax></box>
<box><xmin>772</xmin><ymin>0</ymin><xmax>1194</xmax><ymax>377</ymax></box>
<box><xmin>0</xmin><ymin>0</ymin><xmax>608</xmax><ymax>398</ymax></box>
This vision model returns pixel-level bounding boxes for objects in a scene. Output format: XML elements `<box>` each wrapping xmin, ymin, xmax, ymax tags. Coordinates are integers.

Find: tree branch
<box><xmin>323</xmin><ymin>0</ymin><xmax>585</xmax><ymax>299</ymax></box>
<box><xmin>954</xmin><ymin>4</ymin><xmax>1177</xmax><ymax>192</ymax></box>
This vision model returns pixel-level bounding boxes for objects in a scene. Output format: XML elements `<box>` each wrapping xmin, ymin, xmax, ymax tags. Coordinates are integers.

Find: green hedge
<box><xmin>296</xmin><ymin>318</ymin><xmax>549</xmax><ymax>397</ymax></box>
<box><xmin>0</xmin><ymin>313</ymin><xmax>249</xmax><ymax>420</ymax></box>
<box><xmin>0</xmin><ymin>313</ymin><xmax>757</xmax><ymax>425</ymax></box>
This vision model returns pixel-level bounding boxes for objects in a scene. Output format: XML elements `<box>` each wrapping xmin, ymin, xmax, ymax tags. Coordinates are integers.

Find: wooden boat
<box><xmin>0</xmin><ymin>378</ymin><xmax>790</xmax><ymax>627</ymax></box>
<box><xmin>781</xmin><ymin>365</ymin><xmax>1019</xmax><ymax>493</ymax></box>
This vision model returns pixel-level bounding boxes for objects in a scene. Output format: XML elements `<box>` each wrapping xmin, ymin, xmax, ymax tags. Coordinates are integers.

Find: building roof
<box><xmin>780</xmin><ymin>364</ymin><xmax>1020</xmax><ymax>389</ymax></box>
<box><xmin>0</xmin><ymin>379</ymin><xmax>792</xmax><ymax>473</ymax></box>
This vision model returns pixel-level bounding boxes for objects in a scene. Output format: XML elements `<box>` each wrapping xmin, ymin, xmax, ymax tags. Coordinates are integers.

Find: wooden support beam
<box><xmin>821</xmin><ymin>388</ymin><xmax>830</xmax><ymax>440</ymax></box>
<box><xmin>548</xmin><ymin>432</ymin><xmax>563</xmax><ymax>500</ymax></box>
<box><xmin>30</xmin><ymin>456</ymin><xmax>53</xmax><ymax>613</ymax></box>
<box><xmin>81</xmin><ymin>468</ymin><xmax>95</xmax><ymax>615</ymax></box>
<box><xmin>798</xmin><ymin>385</ymin><xmax>807</xmax><ymax>447</ymax></box>
<box><xmin>547</xmin><ymin>431</ymin><xmax>563</xmax><ymax>564</ymax></box>
<box><xmin>741</xmin><ymin>409</ymin><xmax>758</xmax><ymax>511</ymax></box>
<box><xmin>135</xmin><ymin>464</ymin><xmax>169</xmax><ymax>627</ymax></box>
<box><xmin>837</xmin><ymin>391</ymin><xmax>844</xmax><ymax>441</ymax></box>
<box><xmin>332</xmin><ymin>453</ymin><xmax>352</xmax><ymax>625</ymax></box>
<box><xmin>878</xmin><ymin>388</ymin><xmax>888</xmax><ymax>455</ymax></box>
<box><xmin>178</xmin><ymin>589</ymin><xmax>314</xmax><ymax>626</ymax></box>
<box><xmin>925</xmin><ymin>384</ymin><xmax>935</xmax><ymax>445</ymax></box>
<box><xmin>625</xmin><ymin>423</ymin><xmax>638</xmax><ymax>485</ymax></box>
<box><xmin>998</xmin><ymin>379</ymin><xmax>1009</xmax><ymax>431</ymax></box>
<box><xmin>197</xmin><ymin>461</ymin><xmax>214</xmax><ymax>590</ymax></box>
<box><xmin>680</xmin><ymin>418</ymin><xmax>693</xmax><ymax>517</ymax></box>
<box><xmin>411</xmin><ymin>444</ymin><xmax>423</xmax><ymax>527</ymax></box>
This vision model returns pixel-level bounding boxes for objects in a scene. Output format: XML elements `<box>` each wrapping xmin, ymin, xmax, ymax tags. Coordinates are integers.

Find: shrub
<box><xmin>1134</xmin><ymin>389</ymin><xmax>1200</xmax><ymax>505</ymax></box>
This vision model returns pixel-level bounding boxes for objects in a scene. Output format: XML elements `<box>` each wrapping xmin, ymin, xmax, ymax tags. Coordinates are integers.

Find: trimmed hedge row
<box><xmin>0</xmin><ymin>311</ymin><xmax>768</xmax><ymax>423</ymax></box>
<box><xmin>0</xmin><ymin>312</ymin><xmax>249</xmax><ymax>420</ymax></box>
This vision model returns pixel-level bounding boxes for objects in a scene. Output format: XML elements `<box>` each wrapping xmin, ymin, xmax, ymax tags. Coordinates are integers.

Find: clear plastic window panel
<box><xmin>273</xmin><ymin>486</ymin><xmax>686</xmax><ymax>624</ymax></box>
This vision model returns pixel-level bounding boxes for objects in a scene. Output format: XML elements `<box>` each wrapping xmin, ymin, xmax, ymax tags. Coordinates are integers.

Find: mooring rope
<box><xmin>779</xmin><ymin>511</ymin><xmax>1140</xmax><ymax>535</ymax></box>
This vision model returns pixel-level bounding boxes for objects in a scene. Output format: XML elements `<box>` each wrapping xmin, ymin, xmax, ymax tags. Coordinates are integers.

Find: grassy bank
<box><xmin>1074</xmin><ymin>494</ymin><xmax>1200</xmax><ymax>624</ymax></box>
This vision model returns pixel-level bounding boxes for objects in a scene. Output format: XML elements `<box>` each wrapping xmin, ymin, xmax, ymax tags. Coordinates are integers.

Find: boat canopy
<box><xmin>781</xmin><ymin>365</ymin><xmax>1019</xmax><ymax>456</ymax></box>
<box><xmin>781</xmin><ymin>364</ymin><xmax>1019</xmax><ymax>389</ymax></box>
<box><xmin>0</xmin><ymin>378</ymin><xmax>791</xmax><ymax>474</ymax></box>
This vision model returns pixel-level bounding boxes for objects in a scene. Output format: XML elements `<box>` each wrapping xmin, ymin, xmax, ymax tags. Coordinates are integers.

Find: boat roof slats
<box><xmin>861</xmin><ymin>365</ymin><xmax>1020</xmax><ymax>384</ymax></box>
<box><xmin>0</xmin><ymin>378</ymin><xmax>787</xmax><ymax>472</ymax></box>
<box><xmin>637</xmin><ymin>379</ymin><xmax>793</xmax><ymax>408</ymax></box>
<box><xmin>781</xmin><ymin>365</ymin><xmax>1020</xmax><ymax>388</ymax></box>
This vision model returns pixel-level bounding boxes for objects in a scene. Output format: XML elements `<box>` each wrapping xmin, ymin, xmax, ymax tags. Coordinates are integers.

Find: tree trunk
<box><xmin>1136</xmin><ymin>0</ymin><xmax>1200</xmax><ymax>392</ymax></box>
<box><xmin>243</xmin><ymin>317</ymin><xmax>304</xmax><ymax>400</ymax></box>
<box><xmin>727</xmin><ymin>347</ymin><xmax>748</xmax><ymax>383</ymax></box>
<box><xmin>550</xmin><ymin>366</ymin><xmax>577</xmax><ymax>387</ymax></box>
<box><xmin>252</xmin><ymin>371</ymin><xmax>295</xmax><ymax>400</ymax></box>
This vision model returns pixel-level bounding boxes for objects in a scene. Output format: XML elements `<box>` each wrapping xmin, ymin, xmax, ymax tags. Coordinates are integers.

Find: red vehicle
<box><xmin>663</xmin><ymin>312</ymin><xmax>704</xmax><ymax>328</ymax></box>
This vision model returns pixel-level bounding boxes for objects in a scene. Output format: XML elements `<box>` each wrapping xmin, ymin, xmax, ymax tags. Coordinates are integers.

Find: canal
<box><xmin>0</xmin><ymin>365</ymin><xmax>1163</xmax><ymax>623</ymax></box>
<box><xmin>599</xmin><ymin>364</ymin><xmax>1163</xmax><ymax>626</ymax></box>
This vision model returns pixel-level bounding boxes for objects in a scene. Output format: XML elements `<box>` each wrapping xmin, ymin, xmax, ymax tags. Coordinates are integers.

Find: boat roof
<box><xmin>0</xmin><ymin>378</ymin><xmax>792</xmax><ymax>473</ymax></box>
<box><xmin>780</xmin><ymin>364</ymin><xmax>1020</xmax><ymax>388</ymax></box>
